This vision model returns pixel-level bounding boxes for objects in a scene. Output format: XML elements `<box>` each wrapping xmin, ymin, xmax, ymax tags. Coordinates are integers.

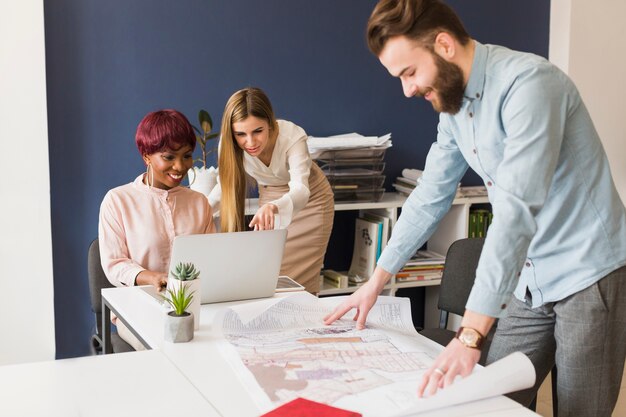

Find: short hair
<box><xmin>367</xmin><ymin>0</ymin><xmax>470</xmax><ymax>55</ymax></box>
<box><xmin>135</xmin><ymin>109</ymin><xmax>196</xmax><ymax>156</ymax></box>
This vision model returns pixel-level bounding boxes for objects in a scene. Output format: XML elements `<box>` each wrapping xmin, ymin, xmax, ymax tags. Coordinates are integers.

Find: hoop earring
<box><xmin>187</xmin><ymin>167</ymin><xmax>196</xmax><ymax>186</ymax></box>
<box><xmin>146</xmin><ymin>163</ymin><xmax>154</xmax><ymax>190</ymax></box>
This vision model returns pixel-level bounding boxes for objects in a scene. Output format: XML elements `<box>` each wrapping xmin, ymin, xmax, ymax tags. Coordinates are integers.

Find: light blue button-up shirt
<box><xmin>377</xmin><ymin>41</ymin><xmax>626</xmax><ymax>317</ymax></box>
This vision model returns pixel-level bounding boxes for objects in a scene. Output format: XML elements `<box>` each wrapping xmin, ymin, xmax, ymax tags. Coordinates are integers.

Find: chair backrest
<box><xmin>437</xmin><ymin>238</ymin><xmax>485</xmax><ymax>327</ymax></box>
<box><xmin>87</xmin><ymin>238</ymin><xmax>114</xmax><ymax>336</ymax></box>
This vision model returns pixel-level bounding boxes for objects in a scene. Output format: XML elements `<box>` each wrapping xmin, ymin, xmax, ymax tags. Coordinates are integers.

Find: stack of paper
<box><xmin>308</xmin><ymin>132</ymin><xmax>392</xmax><ymax>159</ymax></box>
<box><xmin>392</xmin><ymin>168</ymin><xmax>422</xmax><ymax>196</ymax></box>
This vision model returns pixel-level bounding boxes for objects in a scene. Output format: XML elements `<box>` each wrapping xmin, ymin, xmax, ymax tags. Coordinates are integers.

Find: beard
<box><xmin>429</xmin><ymin>52</ymin><xmax>465</xmax><ymax>115</ymax></box>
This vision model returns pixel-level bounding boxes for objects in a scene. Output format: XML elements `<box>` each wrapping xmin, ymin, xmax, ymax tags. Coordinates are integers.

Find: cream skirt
<box><xmin>259</xmin><ymin>164</ymin><xmax>334</xmax><ymax>294</ymax></box>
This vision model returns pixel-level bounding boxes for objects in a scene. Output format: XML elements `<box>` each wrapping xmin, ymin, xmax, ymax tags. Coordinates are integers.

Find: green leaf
<box><xmin>162</xmin><ymin>283</ymin><xmax>195</xmax><ymax>315</ymax></box>
<box><xmin>192</xmin><ymin>125</ymin><xmax>203</xmax><ymax>136</ymax></box>
<box><xmin>198</xmin><ymin>110</ymin><xmax>212</xmax><ymax>133</ymax></box>
<box><xmin>207</xmin><ymin>133</ymin><xmax>219</xmax><ymax>139</ymax></box>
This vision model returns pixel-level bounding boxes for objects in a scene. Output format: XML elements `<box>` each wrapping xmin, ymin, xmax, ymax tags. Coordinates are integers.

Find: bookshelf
<box><xmin>246</xmin><ymin>192</ymin><xmax>490</xmax><ymax>328</ymax></box>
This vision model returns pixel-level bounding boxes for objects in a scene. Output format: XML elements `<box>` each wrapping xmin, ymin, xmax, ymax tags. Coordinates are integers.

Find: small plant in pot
<box><xmin>162</xmin><ymin>282</ymin><xmax>195</xmax><ymax>343</ymax></box>
<box><xmin>163</xmin><ymin>262</ymin><xmax>200</xmax><ymax>343</ymax></box>
<box><xmin>189</xmin><ymin>109</ymin><xmax>219</xmax><ymax>196</ymax></box>
<box><xmin>168</xmin><ymin>261</ymin><xmax>202</xmax><ymax>330</ymax></box>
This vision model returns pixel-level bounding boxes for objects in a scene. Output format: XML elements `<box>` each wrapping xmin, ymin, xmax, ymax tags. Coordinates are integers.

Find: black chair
<box><xmin>87</xmin><ymin>238</ymin><xmax>134</xmax><ymax>354</ymax></box>
<box><xmin>419</xmin><ymin>237</ymin><xmax>557</xmax><ymax>415</ymax></box>
<box><xmin>418</xmin><ymin>238</ymin><xmax>492</xmax><ymax>364</ymax></box>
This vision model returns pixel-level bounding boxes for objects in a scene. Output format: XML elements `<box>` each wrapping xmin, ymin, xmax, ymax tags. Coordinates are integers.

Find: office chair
<box><xmin>418</xmin><ymin>238</ymin><xmax>491</xmax><ymax>364</ymax></box>
<box><xmin>87</xmin><ymin>238</ymin><xmax>134</xmax><ymax>354</ymax></box>
<box><xmin>418</xmin><ymin>237</ymin><xmax>557</xmax><ymax>415</ymax></box>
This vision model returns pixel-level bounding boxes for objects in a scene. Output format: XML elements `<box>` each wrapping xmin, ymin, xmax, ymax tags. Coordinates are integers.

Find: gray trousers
<box><xmin>486</xmin><ymin>266</ymin><xmax>626</xmax><ymax>417</ymax></box>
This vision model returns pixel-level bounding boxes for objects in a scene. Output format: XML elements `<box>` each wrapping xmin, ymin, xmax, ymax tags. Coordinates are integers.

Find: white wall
<box><xmin>0</xmin><ymin>0</ymin><xmax>56</xmax><ymax>365</ymax></box>
<box><xmin>550</xmin><ymin>0</ymin><xmax>626</xmax><ymax>203</ymax></box>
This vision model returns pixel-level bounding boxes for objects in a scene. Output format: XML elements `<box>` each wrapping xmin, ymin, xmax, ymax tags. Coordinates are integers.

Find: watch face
<box><xmin>459</xmin><ymin>328</ymin><xmax>481</xmax><ymax>348</ymax></box>
<box><xmin>462</xmin><ymin>331</ymin><xmax>478</xmax><ymax>345</ymax></box>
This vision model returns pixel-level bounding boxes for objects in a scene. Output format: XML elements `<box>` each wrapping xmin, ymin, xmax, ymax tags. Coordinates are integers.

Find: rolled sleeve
<box><xmin>378</xmin><ymin>120</ymin><xmax>468</xmax><ymax>274</ymax></box>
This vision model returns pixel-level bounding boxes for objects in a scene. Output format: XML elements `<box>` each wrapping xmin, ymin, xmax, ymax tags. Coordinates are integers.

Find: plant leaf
<box><xmin>198</xmin><ymin>110</ymin><xmax>212</xmax><ymax>133</ymax></box>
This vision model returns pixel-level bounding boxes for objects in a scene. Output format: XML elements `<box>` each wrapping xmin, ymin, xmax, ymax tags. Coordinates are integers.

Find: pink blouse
<box><xmin>98</xmin><ymin>174</ymin><xmax>215</xmax><ymax>287</ymax></box>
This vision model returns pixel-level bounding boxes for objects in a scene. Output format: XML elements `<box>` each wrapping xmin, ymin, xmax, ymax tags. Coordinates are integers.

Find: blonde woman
<box><xmin>209</xmin><ymin>87</ymin><xmax>334</xmax><ymax>294</ymax></box>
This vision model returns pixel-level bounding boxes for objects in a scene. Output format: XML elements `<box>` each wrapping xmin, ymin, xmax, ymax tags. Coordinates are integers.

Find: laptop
<box><xmin>168</xmin><ymin>229</ymin><xmax>288</xmax><ymax>304</ymax></box>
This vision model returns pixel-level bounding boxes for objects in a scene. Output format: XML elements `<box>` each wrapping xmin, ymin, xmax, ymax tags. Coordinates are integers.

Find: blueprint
<box><xmin>214</xmin><ymin>293</ymin><xmax>535</xmax><ymax>417</ymax></box>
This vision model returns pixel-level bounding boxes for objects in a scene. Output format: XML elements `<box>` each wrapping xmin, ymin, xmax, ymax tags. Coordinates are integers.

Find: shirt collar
<box><xmin>464</xmin><ymin>40</ymin><xmax>487</xmax><ymax>101</ymax></box>
<box><xmin>133</xmin><ymin>173</ymin><xmax>182</xmax><ymax>196</ymax></box>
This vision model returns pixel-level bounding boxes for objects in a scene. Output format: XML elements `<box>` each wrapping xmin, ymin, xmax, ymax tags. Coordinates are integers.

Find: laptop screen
<box><xmin>168</xmin><ymin>229</ymin><xmax>288</xmax><ymax>304</ymax></box>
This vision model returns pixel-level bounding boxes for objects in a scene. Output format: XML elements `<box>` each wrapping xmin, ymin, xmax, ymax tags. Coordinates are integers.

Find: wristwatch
<box><xmin>455</xmin><ymin>327</ymin><xmax>485</xmax><ymax>350</ymax></box>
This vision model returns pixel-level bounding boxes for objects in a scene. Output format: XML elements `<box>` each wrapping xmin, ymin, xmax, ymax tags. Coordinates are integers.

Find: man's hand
<box><xmin>418</xmin><ymin>309</ymin><xmax>495</xmax><ymax>397</ymax></box>
<box><xmin>135</xmin><ymin>270</ymin><xmax>168</xmax><ymax>291</ymax></box>
<box><xmin>323</xmin><ymin>267</ymin><xmax>392</xmax><ymax>329</ymax></box>
<box><xmin>417</xmin><ymin>338</ymin><xmax>481</xmax><ymax>397</ymax></box>
<box><xmin>250</xmin><ymin>203</ymin><xmax>278</xmax><ymax>230</ymax></box>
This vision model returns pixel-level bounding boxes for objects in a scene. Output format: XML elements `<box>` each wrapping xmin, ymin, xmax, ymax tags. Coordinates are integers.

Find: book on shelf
<box><xmin>404</xmin><ymin>249</ymin><xmax>445</xmax><ymax>266</ymax></box>
<box><xmin>396</xmin><ymin>249</ymin><xmax>445</xmax><ymax>282</ymax></box>
<box><xmin>362</xmin><ymin>212</ymin><xmax>391</xmax><ymax>261</ymax></box>
<box><xmin>348</xmin><ymin>217</ymin><xmax>380</xmax><ymax>283</ymax></box>
<box><xmin>323</xmin><ymin>270</ymin><xmax>349</xmax><ymax>289</ymax></box>
<box><xmin>469</xmin><ymin>209</ymin><xmax>492</xmax><ymax>238</ymax></box>
<box><xmin>456</xmin><ymin>185</ymin><xmax>488</xmax><ymax>198</ymax></box>
<box><xmin>395</xmin><ymin>269</ymin><xmax>443</xmax><ymax>282</ymax></box>
<box><xmin>393</xmin><ymin>178</ymin><xmax>487</xmax><ymax>199</ymax></box>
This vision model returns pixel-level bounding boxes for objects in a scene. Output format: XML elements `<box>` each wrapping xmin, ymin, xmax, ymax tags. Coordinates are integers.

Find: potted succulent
<box><xmin>162</xmin><ymin>282</ymin><xmax>195</xmax><ymax>343</ymax></box>
<box><xmin>189</xmin><ymin>109</ymin><xmax>219</xmax><ymax>196</ymax></box>
<box><xmin>167</xmin><ymin>262</ymin><xmax>202</xmax><ymax>330</ymax></box>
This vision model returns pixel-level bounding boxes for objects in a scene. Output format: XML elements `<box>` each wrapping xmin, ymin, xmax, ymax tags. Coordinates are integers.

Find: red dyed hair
<box><xmin>135</xmin><ymin>109</ymin><xmax>196</xmax><ymax>156</ymax></box>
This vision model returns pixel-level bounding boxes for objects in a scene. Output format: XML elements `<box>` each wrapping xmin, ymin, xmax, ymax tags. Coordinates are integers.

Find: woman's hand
<box><xmin>135</xmin><ymin>270</ymin><xmax>168</xmax><ymax>291</ymax></box>
<box><xmin>323</xmin><ymin>267</ymin><xmax>392</xmax><ymax>329</ymax></box>
<box><xmin>250</xmin><ymin>203</ymin><xmax>278</xmax><ymax>230</ymax></box>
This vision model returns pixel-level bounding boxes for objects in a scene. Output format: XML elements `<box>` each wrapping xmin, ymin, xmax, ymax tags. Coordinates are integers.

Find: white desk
<box><xmin>101</xmin><ymin>287</ymin><xmax>540</xmax><ymax>417</ymax></box>
<box><xmin>0</xmin><ymin>349</ymin><xmax>220</xmax><ymax>417</ymax></box>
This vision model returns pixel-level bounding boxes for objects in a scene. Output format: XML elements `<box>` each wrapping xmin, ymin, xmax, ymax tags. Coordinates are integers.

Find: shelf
<box><xmin>393</xmin><ymin>279</ymin><xmax>442</xmax><ymax>289</ymax></box>
<box><xmin>245</xmin><ymin>193</ymin><xmax>489</xmax><ymax>215</ymax></box>
<box><xmin>244</xmin><ymin>192</ymin><xmax>408</xmax><ymax>215</ymax></box>
<box><xmin>318</xmin><ymin>277</ymin><xmax>442</xmax><ymax>296</ymax></box>
<box><xmin>319</xmin><ymin>281</ymin><xmax>393</xmax><ymax>296</ymax></box>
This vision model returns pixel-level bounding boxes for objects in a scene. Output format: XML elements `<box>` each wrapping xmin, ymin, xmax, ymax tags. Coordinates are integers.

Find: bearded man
<box><xmin>325</xmin><ymin>1</ymin><xmax>626</xmax><ymax>416</ymax></box>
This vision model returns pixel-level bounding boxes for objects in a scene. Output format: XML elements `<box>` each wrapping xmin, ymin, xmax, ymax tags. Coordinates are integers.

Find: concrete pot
<box><xmin>164</xmin><ymin>311</ymin><xmax>194</xmax><ymax>343</ymax></box>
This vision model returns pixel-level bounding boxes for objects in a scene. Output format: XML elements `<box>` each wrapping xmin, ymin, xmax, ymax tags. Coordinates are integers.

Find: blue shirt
<box><xmin>377</xmin><ymin>41</ymin><xmax>626</xmax><ymax>318</ymax></box>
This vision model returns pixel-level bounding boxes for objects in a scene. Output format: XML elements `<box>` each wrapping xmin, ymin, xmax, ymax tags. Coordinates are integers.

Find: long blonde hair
<box><xmin>219</xmin><ymin>87</ymin><xmax>278</xmax><ymax>232</ymax></box>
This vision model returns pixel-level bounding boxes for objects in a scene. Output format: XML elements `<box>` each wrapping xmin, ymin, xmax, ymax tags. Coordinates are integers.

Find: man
<box><xmin>324</xmin><ymin>1</ymin><xmax>626</xmax><ymax>415</ymax></box>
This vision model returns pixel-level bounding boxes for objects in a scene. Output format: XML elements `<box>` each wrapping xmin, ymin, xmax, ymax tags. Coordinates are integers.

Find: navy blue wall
<box><xmin>44</xmin><ymin>0</ymin><xmax>550</xmax><ymax>358</ymax></box>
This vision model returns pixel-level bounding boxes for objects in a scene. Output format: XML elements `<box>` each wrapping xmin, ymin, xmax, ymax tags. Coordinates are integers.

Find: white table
<box><xmin>101</xmin><ymin>287</ymin><xmax>540</xmax><ymax>417</ymax></box>
<box><xmin>0</xmin><ymin>349</ymin><xmax>220</xmax><ymax>417</ymax></box>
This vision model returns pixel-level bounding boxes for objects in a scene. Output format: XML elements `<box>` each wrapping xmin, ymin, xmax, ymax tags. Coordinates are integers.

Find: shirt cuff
<box><xmin>120</xmin><ymin>265</ymin><xmax>145</xmax><ymax>287</ymax></box>
<box><xmin>376</xmin><ymin>246</ymin><xmax>406</xmax><ymax>276</ymax></box>
<box><xmin>271</xmin><ymin>196</ymin><xmax>294</xmax><ymax>229</ymax></box>
<box><xmin>465</xmin><ymin>283</ymin><xmax>513</xmax><ymax>318</ymax></box>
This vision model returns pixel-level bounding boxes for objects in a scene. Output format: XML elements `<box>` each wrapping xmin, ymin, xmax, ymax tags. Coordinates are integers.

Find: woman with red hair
<box><xmin>98</xmin><ymin>109</ymin><xmax>215</xmax><ymax>349</ymax></box>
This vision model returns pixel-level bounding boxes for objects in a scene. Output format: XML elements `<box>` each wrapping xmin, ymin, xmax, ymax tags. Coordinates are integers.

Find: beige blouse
<box><xmin>99</xmin><ymin>174</ymin><xmax>215</xmax><ymax>287</ymax></box>
<box><xmin>208</xmin><ymin>119</ymin><xmax>312</xmax><ymax>228</ymax></box>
